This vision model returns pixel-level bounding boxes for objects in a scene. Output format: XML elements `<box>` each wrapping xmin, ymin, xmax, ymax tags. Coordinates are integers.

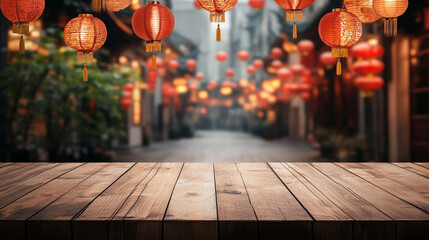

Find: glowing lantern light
<box><xmin>198</xmin><ymin>90</ymin><xmax>209</xmax><ymax>99</ymax></box>
<box><xmin>168</xmin><ymin>60</ymin><xmax>180</xmax><ymax>72</ymax></box>
<box><xmin>237</xmin><ymin>50</ymin><xmax>250</xmax><ymax>61</ymax></box>
<box><xmin>248</xmin><ymin>0</ymin><xmax>265</xmax><ymax>11</ymax></box>
<box><xmin>257</xmin><ymin>111</ymin><xmax>264</xmax><ymax>118</ymax></box>
<box><xmin>216</xmin><ymin>51</ymin><xmax>228</xmax><ymax>63</ymax></box>
<box><xmin>320</xmin><ymin>51</ymin><xmax>338</xmax><ymax>68</ymax></box>
<box><xmin>319</xmin><ymin>8</ymin><xmax>362</xmax><ymax>75</ymax></box>
<box><xmin>132</xmin><ymin>2</ymin><xmax>175</xmax><ymax>70</ymax></box>
<box><xmin>239</xmin><ymin>78</ymin><xmax>249</xmax><ymax>89</ymax></box>
<box><xmin>253</xmin><ymin>59</ymin><xmax>264</xmax><ymax>70</ymax></box>
<box><xmin>291</xmin><ymin>64</ymin><xmax>305</xmax><ymax>75</ymax></box>
<box><xmin>351</xmin><ymin>42</ymin><xmax>384</xmax><ymax>59</ymax></box>
<box><xmin>194</xmin><ymin>0</ymin><xmax>203</xmax><ymax>10</ymax></box>
<box><xmin>271</xmin><ymin>79</ymin><xmax>282</xmax><ymax>89</ymax></box>
<box><xmin>271</xmin><ymin>60</ymin><xmax>283</xmax><ymax>69</ymax></box>
<box><xmin>106</xmin><ymin>0</ymin><xmax>132</xmax><ymax>11</ymax></box>
<box><xmin>297</xmin><ymin>40</ymin><xmax>314</xmax><ymax>56</ymax></box>
<box><xmin>344</xmin><ymin>0</ymin><xmax>381</xmax><ymax>23</ymax></box>
<box><xmin>196</xmin><ymin>0</ymin><xmax>239</xmax><ymax>42</ymax></box>
<box><xmin>274</xmin><ymin>0</ymin><xmax>315</xmax><ymax>38</ymax></box>
<box><xmin>355</xmin><ymin>76</ymin><xmax>384</xmax><ymax>97</ymax></box>
<box><xmin>267</xmin><ymin>95</ymin><xmax>277</xmax><ymax>104</ymax></box>
<box><xmin>353</xmin><ymin>59</ymin><xmax>385</xmax><ymax>75</ymax></box>
<box><xmin>220</xmin><ymin>81</ymin><xmax>234</xmax><ymax>96</ymax></box>
<box><xmin>1</xmin><ymin>0</ymin><xmax>45</xmax><ymax>53</ymax></box>
<box><xmin>247</xmin><ymin>66</ymin><xmax>256</xmax><ymax>75</ymax></box>
<box><xmin>373</xmin><ymin>0</ymin><xmax>408</xmax><ymax>36</ymax></box>
<box><xmin>173</xmin><ymin>78</ymin><xmax>187</xmax><ymax>86</ymax></box>
<box><xmin>200</xmin><ymin>107</ymin><xmax>208</xmax><ymax>115</ymax></box>
<box><xmin>196</xmin><ymin>72</ymin><xmax>204</xmax><ymax>81</ymax></box>
<box><xmin>176</xmin><ymin>85</ymin><xmax>188</xmax><ymax>94</ymax></box>
<box><xmin>186</xmin><ymin>59</ymin><xmax>197</xmax><ymax>71</ymax></box>
<box><xmin>277</xmin><ymin>67</ymin><xmax>292</xmax><ymax>80</ymax></box>
<box><xmin>226</xmin><ymin>69</ymin><xmax>235</xmax><ymax>78</ymax></box>
<box><xmin>189</xmin><ymin>83</ymin><xmax>198</xmax><ymax>92</ymax></box>
<box><xmin>207</xmin><ymin>80</ymin><xmax>218</xmax><ymax>90</ymax></box>
<box><xmin>271</xmin><ymin>47</ymin><xmax>284</xmax><ymax>59</ymax></box>
<box><xmin>64</xmin><ymin>14</ymin><xmax>107</xmax><ymax>82</ymax></box>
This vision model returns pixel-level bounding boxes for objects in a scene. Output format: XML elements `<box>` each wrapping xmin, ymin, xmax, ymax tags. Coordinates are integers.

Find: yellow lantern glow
<box><xmin>176</xmin><ymin>85</ymin><xmax>188</xmax><ymax>94</ymax></box>
<box><xmin>198</xmin><ymin>90</ymin><xmax>209</xmax><ymax>99</ymax></box>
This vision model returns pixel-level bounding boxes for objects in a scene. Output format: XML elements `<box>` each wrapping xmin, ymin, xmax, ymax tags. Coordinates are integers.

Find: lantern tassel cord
<box><xmin>293</xmin><ymin>22</ymin><xmax>297</xmax><ymax>39</ymax></box>
<box><xmin>83</xmin><ymin>64</ymin><xmax>88</xmax><ymax>82</ymax></box>
<box><xmin>336</xmin><ymin>59</ymin><xmax>342</xmax><ymax>76</ymax></box>
<box><xmin>216</xmin><ymin>24</ymin><xmax>221</xmax><ymax>42</ymax></box>
<box><xmin>19</xmin><ymin>35</ymin><xmax>25</xmax><ymax>54</ymax></box>
<box><xmin>152</xmin><ymin>54</ymin><xmax>156</xmax><ymax>70</ymax></box>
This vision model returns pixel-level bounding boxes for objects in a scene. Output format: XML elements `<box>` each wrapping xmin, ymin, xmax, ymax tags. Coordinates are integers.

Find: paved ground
<box><xmin>113</xmin><ymin>130</ymin><xmax>323</xmax><ymax>162</ymax></box>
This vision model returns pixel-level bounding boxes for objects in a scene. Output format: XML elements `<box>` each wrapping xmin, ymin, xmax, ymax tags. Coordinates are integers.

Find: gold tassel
<box><xmin>216</xmin><ymin>24</ymin><xmax>221</xmax><ymax>42</ymax></box>
<box><xmin>293</xmin><ymin>22</ymin><xmax>297</xmax><ymax>39</ymax></box>
<box><xmin>336</xmin><ymin>59</ymin><xmax>341</xmax><ymax>76</ymax></box>
<box><xmin>19</xmin><ymin>35</ymin><xmax>25</xmax><ymax>54</ymax></box>
<box><xmin>83</xmin><ymin>66</ymin><xmax>88</xmax><ymax>82</ymax></box>
<box><xmin>210</xmin><ymin>12</ymin><xmax>225</xmax><ymax>23</ymax></box>
<box><xmin>152</xmin><ymin>54</ymin><xmax>156</xmax><ymax>70</ymax></box>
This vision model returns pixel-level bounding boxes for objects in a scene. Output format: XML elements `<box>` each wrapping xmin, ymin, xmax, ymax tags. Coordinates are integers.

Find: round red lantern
<box><xmin>320</xmin><ymin>51</ymin><xmax>338</xmax><ymax>68</ymax></box>
<box><xmin>286</xmin><ymin>83</ymin><xmax>301</xmax><ymax>95</ymax></box>
<box><xmin>1</xmin><ymin>0</ymin><xmax>45</xmax><ymax>53</ymax></box>
<box><xmin>291</xmin><ymin>64</ymin><xmax>305</xmax><ymax>75</ymax></box>
<box><xmin>106</xmin><ymin>0</ymin><xmax>132</xmax><ymax>11</ymax></box>
<box><xmin>299</xmin><ymin>83</ymin><xmax>311</xmax><ymax>92</ymax></box>
<box><xmin>186</xmin><ymin>59</ymin><xmax>197</xmax><ymax>71</ymax></box>
<box><xmin>355</xmin><ymin>76</ymin><xmax>384</xmax><ymax>91</ymax></box>
<box><xmin>277</xmin><ymin>67</ymin><xmax>292</xmax><ymax>80</ymax></box>
<box><xmin>64</xmin><ymin>14</ymin><xmax>107</xmax><ymax>82</ymax></box>
<box><xmin>301</xmin><ymin>92</ymin><xmax>311</xmax><ymax>101</ymax></box>
<box><xmin>271</xmin><ymin>60</ymin><xmax>283</xmax><ymax>69</ymax></box>
<box><xmin>353</xmin><ymin>59</ymin><xmax>385</xmax><ymax>75</ymax></box>
<box><xmin>247</xmin><ymin>66</ymin><xmax>256</xmax><ymax>75</ymax></box>
<box><xmin>226</xmin><ymin>69</ymin><xmax>235</xmax><ymax>78</ymax></box>
<box><xmin>271</xmin><ymin>47</ymin><xmax>284</xmax><ymax>59</ymax></box>
<box><xmin>132</xmin><ymin>2</ymin><xmax>175</xmax><ymax>70</ymax></box>
<box><xmin>207</xmin><ymin>80</ymin><xmax>218</xmax><ymax>90</ymax></box>
<box><xmin>194</xmin><ymin>0</ymin><xmax>203</xmax><ymax>10</ymax></box>
<box><xmin>196</xmin><ymin>72</ymin><xmax>204</xmax><ymax>81</ymax></box>
<box><xmin>168</xmin><ymin>60</ymin><xmax>180</xmax><ymax>71</ymax></box>
<box><xmin>148</xmin><ymin>70</ymin><xmax>158</xmax><ymax>93</ymax></box>
<box><xmin>120</xmin><ymin>98</ymin><xmax>132</xmax><ymax>110</ymax></box>
<box><xmin>196</xmin><ymin>0</ymin><xmax>239</xmax><ymax>41</ymax></box>
<box><xmin>122</xmin><ymin>83</ymin><xmax>134</xmax><ymax>92</ymax></box>
<box><xmin>274</xmin><ymin>0</ymin><xmax>315</xmax><ymax>38</ymax></box>
<box><xmin>297</xmin><ymin>40</ymin><xmax>314</xmax><ymax>56</ymax></box>
<box><xmin>351</xmin><ymin>42</ymin><xmax>385</xmax><ymax>59</ymax></box>
<box><xmin>248</xmin><ymin>0</ymin><xmax>265</xmax><ymax>11</ymax></box>
<box><xmin>373</xmin><ymin>0</ymin><xmax>408</xmax><ymax>36</ymax></box>
<box><xmin>319</xmin><ymin>8</ymin><xmax>362</xmax><ymax>75</ymax></box>
<box><xmin>216</xmin><ymin>51</ymin><xmax>228</xmax><ymax>63</ymax></box>
<box><xmin>344</xmin><ymin>0</ymin><xmax>381</xmax><ymax>23</ymax></box>
<box><xmin>237</xmin><ymin>50</ymin><xmax>250</xmax><ymax>61</ymax></box>
<box><xmin>253</xmin><ymin>59</ymin><xmax>264</xmax><ymax>70</ymax></box>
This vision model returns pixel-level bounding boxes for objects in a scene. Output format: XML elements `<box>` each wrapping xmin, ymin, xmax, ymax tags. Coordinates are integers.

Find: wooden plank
<box><xmin>214</xmin><ymin>163</ymin><xmax>257</xmax><ymax>240</ymax></box>
<box><xmin>164</xmin><ymin>163</ymin><xmax>217</xmax><ymax>240</ymax></box>
<box><xmin>269</xmin><ymin>163</ymin><xmax>353</xmax><ymax>240</ymax></box>
<box><xmin>0</xmin><ymin>163</ymin><xmax>59</xmax><ymax>191</ymax></box>
<box><xmin>26</xmin><ymin>163</ymin><xmax>133</xmax><ymax>240</ymax></box>
<box><xmin>0</xmin><ymin>163</ymin><xmax>40</xmax><ymax>183</ymax></box>
<box><xmin>393</xmin><ymin>163</ymin><xmax>429</xmax><ymax>177</ymax></box>
<box><xmin>415</xmin><ymin>162</ymin><xmax>429</xmax><ymax>169</ymax></box>
<box><xmin>73</xmin><ymin>162</ymin><xmax>157</xmax><ymax>240</ymax></box>
<box><xmin>0</xmin><ymin>163</ymin><xmax>83</xmax><ymax>209</ymax></box>
<box><xmin>338</xmin><ymin>163</ymin><xmax>429</xmax><ymax>213</ymax></box>
<box><xmin>112</xmin><ymin>163</ymin><xmax>183</xmax><ymax>240</ymax></box>
<box><xmin>236</xmin><ymin>163</ymin><xmax>312</xmax><ymax>240</ymax></box>
<box><xmin>0</xmin><ymin>163</ymin><xmax>35</xmax><ymax>175</ymax></box>
<box><xmin>0</xmin><ymin>162</ymin><xmax>17</xmax><ymax>171</ymax></box>
<box><xmin>287</xmin><ymin>163</ymin><xmax>394</xmax><ymax>240</ymax></box>
<box><xmin>0</xmin><ymin>163</ymin><xmax>109</xmax><ymax>240</ymax></box>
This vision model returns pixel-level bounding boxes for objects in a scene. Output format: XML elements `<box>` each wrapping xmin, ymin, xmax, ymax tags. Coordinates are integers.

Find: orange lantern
<box><xmin>253</xmin><ymin>59</ymin><xmax>264</xmax><ymax>70</ymax></box>
<box><xmin>320</xmin><ymin>51</ymin><xmax>337</xmax><ymax>68</ymax></box>
<box><xmin>225</xmin><ymin>69</ymin><xmax>235</xmax><ymax>78</ymax></box>
<box><xmin>271</xmin><ymin>47</ymin><xmax>284</xmax><ymax>59</ymax></box>
<box><xmin>186</xmin><ymin>59</ymin><xmax>197</xmax><ymax>71</ymax></box>
<box><xmin>196</xmin><ymin>72</ymin><xmax>204</xmax><ymax>81</ymax></box>
<box><xmin>64</xmin><ymin>14</ymin><xmax>107</xmax><ymax>82</ymax></box>
<box><xmin>1</xmin><ymin>0</ymin><xmax>45</xmax><ymax>53</ymax></box>
<box><xmin>216</xmin><ymin>51</ymin><xmax>228</xmax><ymax>62</ymax></box>
<box><xmin>207</xmin><ymin>80</ymin><xmax>218</xmax><ymax>90</ymax></box>
<box><xmin>220</xmin><ymin>81</ymin><xmax>234</xmax><ymax>96</ymax></box>
<box><xmin>297</xmin><ymin>40</ymin><xmax>314</xmax><ymax>56</ymax></box>
<box><xmin>373</xmin><ymin>0</ymin><xmax>408</xmax><ymax>36</ymax></box>
<box><xmin>105</xmin><ymin>0</ymin><xmax>132</xmax><ymax>11</ymax></box>
<box><xmin>274</xmin><ymin>0</ymin><xmax>315</xmax><ymax>38</ymax></box>
<box><xmin>132</xmin><ymin>2</ymin><xmax>175</xmax><ymax>70</ymax></box>
<box><xmin>168</xmin><ymin>60</ymin><xmax>180</xmax><ymax>72</ymax></box>
<box><xmin>198</xmin><ymin>90</ymin><xmax>209</xmax><ymax>99</ymax></box>
<box><xmin>247</xmin><ymin>66</ymin><xmax>256</xmax><ymax>75</ymax></box>
<box><xmin>200</xmin><ymin>107</ymin><xmax>208</xmax><ymax>115</ymax></box>
<box><xmin>196</xmin><ymin>0</ymin><xmax>239</xmax><ymax>41</ymax></box>
<box><xmin>319</xmin><ymin>8</ymin><xmax>362</xmax><ymax>75</ymax></box>
<box><xmin>237</xmin><ymin>50</ymin><xmax>250</xmax><ymax>61</ymax></box>
<box><xmin>344</xmin><ymin>0</ymin><xmax>381</xmax><ymax>23</ymax></box>
<box><xmin>271</xmin><ymin>60</ymin><xmax>283</xmax><ymax>69</ymax></box>
<box><xmin>248</xmin><ymin>0</ymin><xmax>265</xmax><ymax>11</ymax></box>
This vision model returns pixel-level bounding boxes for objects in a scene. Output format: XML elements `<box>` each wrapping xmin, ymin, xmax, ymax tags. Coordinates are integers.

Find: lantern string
<box><xmin>336</xmin><ymin>58</ymin><xmax>342</xmax><ymax>76</ymax></box>
<box><xmin>19</xmin><ymin>35</ymin><xmax>25</xmax><ymax>54</ymax></box>
<box><xmin>216</xmin><ymin>24</ymin><xmax>221</xmax><ymax>42</ymax></box>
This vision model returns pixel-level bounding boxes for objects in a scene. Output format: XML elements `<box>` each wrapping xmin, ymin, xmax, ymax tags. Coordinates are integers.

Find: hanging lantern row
<box><xmin>93</xmin><ymin>0</ymin><xmax>132</xmax><ymax>12</ymax></box>
<box><xmin>274</xmin><ymin>0</ymin><xmax>315</xmax><ymax>39</ymax></box>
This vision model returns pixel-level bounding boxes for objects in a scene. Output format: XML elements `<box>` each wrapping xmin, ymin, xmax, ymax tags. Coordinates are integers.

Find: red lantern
<box><xmin>216</xmin><ymin>51</ymin><xmax>228</xmax><ymax>63</ymax></box>
<box><xmin>297</xmin><ymin>40</ymin><xmax>314</xmax><ymax>56</ymax></box>
<box><xmin>274</xmin><ymin>0</ymin><xmax>315</xmax><ymax>38</ymax></box>
<box><xmin>122</xmin><ymin>90</ymin><xmax>132</xmax><ymax>99</ymax></box>
<box><xmin>248</xmin><ymin>0</ymin><xmax>265</xmax><ymax>10</ymax></box>
<box><xmin>353</xmin><ymin>59</ymin><xmax>385</xmax><ymax>75</ymax></box>
<box><xmin>189</xmin><ymin>83</ymin><xmax>198</xmax><ymax>92</ymax></box>
<box><xmin>271</xmin><ymin>47</ymin><xmax>283</xmax><ymax>59</ymax></box>
<box><xmin>285</xmin><ymin>83</ymin><xmax>301</xmax><ymax>95</ymax></box>
<box><xmin>355</xmin><ymin>76</ymin><xmax>384</xmax><ymax>91</ymax></box>
<box><xmin>253</xmin><ymin>59</ymin><xmax>264</xmax><ymax>70</ymax></box>
<box><xmin>351</xmin><ymin>42</ymin><xmax>385</xmax><ymax>59</ymax></box>
<box><xmin>319</xmin><ymin>8</ymin><xmax>362</xmax><ymax>75</ymax></box>
<box><xmin>1</xmin><ymin>0</ymin><xmax>45</xmax><ymax>53</ymax></box>
<box><xmin>186</xmin><ymin>59</ymin><xmax>197</xmax><ymax>71</ymax></box>
<box><xmin>89</xmin><ymin>99</ymin><xmax>96</xmax><ymax>114</ymax></box>
<box><xmin>122</xmin><ymin>83</ymin><xmax>134</xmax><ymax>92</ymax></box>
<box><xmin>226</xmin><ymin>69</ymin><xmax>235</xmax><ymax>78</ymax></box>
<box><xmin>291</xmin><ymin>64</ymin><xmax>305</xmax><ymax>75</ymax></box>
<box><xmin>194</xmin><ymin>0</ymin><xmax>203</xmax><ymax>10</ymax></box>
<box><xmin>271</xmin><ymin>60</ymin><xmax>283</xmax><ymax>69</ymax></box>
<box><xmin>301</xmin><ymin>92</ymin><xmax>311</xmax><ymax>101</ymax></box>
<box><xmin>207</xmin><ymin>80</ymin><xmax>218</xmax><ymax>90</ymax></box>
<box><xmin>320</xmin><ymin>51</ymin><xmax>338</xmax><ymax>68</ymax></box>
<box><xmin>132</xmin><ymin>2</ymin><xmax>175</xmax><ymax>70</ymax></box>
<box><xmin>148</xmin><ymin>70</ymin><xmax>158</xmax><ymax>93</ymax></box>
<box><xmin>120</xmin><ymin>98</ymin><xmax>132</xmax><ymax>110</ymax></box>
<box><xmin>146</xmin><ymin>57</ymin><xmax>164</xmax><ymax>70</ymax></box>
<box><xmin>196</xmin><ymin>72</ymin><xmax>204</xmax><ymax>81</ymax></box>
<box><xmin>247</xmin><ymin>66</ymin><xmax>256</xmax><ymax>75</ymax></box>
<box><xmin>237</xmin><ymin>50</ymin><xmax>250</xmax><ymax>61</ymax></box>
<box><xmin>168</xmin><ymin>60</ymin><xmax>180</xmax><ymax>71</ymax></box>
<box><xmin>276</xmin><ymin>67</ymin><xmax>292</xmax><ymax>80</ymax></box>
<box><xmin>299</xmin><ymin>83</ymin><xmax>311</xmax><ymax>92</ymax></box>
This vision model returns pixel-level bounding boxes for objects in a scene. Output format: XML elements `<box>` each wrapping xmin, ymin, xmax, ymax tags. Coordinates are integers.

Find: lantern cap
<box><xmin>79</xmin><ymin>14</ymin><xmax>93</xmax><ymax>17</ymax></box>
<box><xmin>333</xmin><ymin>8</ymin><xmax>346</xmax><ymax>12</ymax></box>
<box><xmin>148</xmin><ymin>1</ymin><xmax>160</xmax><ymax>5</ymax></box>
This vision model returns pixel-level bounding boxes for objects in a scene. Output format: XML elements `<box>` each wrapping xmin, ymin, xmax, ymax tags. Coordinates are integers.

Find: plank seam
<box><xmin>392</xmin><ymin>163</ymin><xmax>429</xmax><ymax>179</ymax></box>
<box><xmin>212</xmin><ymin>163</ymin><xmax>220</xmax><ymax>240</ymax></box>
<box><xmin>415</xmin><ymin>163</ymin><xmax>429</xmax><ymax>170</ymax></box>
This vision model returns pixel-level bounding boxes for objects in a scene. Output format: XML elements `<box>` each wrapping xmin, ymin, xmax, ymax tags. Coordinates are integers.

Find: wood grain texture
<box><xmin>214</xmin><ymin>163</ymin><xmax>257</xmax><ymax>240</ymax></box>
<box><xmin>164</xmin><ymin>163</ymin><xmax>217</xmax><ymax>240</ymax></box>
<box><xmin>415</xmin><ymin>162</ymin><xmax>429</xmax><ymax>169</ymax></box>
<box><xmin>0</xmin><ymin>162</ymin><xmax>35</xmax><ymax>175</ymax></box>
<box><xmin>393</xmin><ymin>163</ymin><xmax>429</xmax><ymax>178</ymax></box>
<box><xmin>27</xmin><ymin>163</ymin><xmax>133</xmax><ymax>240</ymax></box>
<box><xmin>0</xmin><ymin>163</ymin><xmax>58</xmax><ymax>191</ymax></box>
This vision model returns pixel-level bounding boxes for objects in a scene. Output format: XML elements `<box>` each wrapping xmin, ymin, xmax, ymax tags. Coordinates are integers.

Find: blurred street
<box><xmin>113</xmin><ymin>130</ymin><xmax>322</xmax><ymax>162</ymax></box>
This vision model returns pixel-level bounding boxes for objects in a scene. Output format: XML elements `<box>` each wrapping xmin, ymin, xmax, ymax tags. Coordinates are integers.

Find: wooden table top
<box><xmin>0</xmin><ymin>162</ymin><xmax>428</xmax><ymax>240</ymax></box>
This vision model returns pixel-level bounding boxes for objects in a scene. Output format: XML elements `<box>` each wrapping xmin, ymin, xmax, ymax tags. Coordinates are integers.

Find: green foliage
<box><xmin>1</xmin><ymin>32</ymin><xmax>137</xmax><ymax>161</ymax></box>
